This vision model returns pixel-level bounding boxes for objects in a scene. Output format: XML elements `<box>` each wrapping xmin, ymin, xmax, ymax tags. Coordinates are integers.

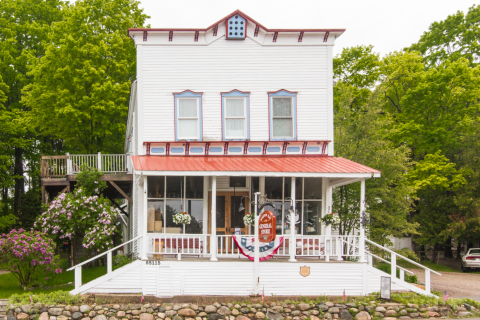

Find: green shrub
<box><xmin>113</xmin><ymin>255</ymin><xmax>131</xmax><ymax>270</ymax></box>
<box><xmin>9</xmin><ymin>291</ymin><xmax>82</xmax><ymax>306</ymax></box>
<box><xmin>375</xmin><ymin>262</ymin><xmax>417</xmax><ymax>283</ymax></box>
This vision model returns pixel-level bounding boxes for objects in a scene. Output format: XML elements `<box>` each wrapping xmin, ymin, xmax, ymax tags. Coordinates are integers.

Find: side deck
<box><xmin>41</xmin><ymin>153</ymin><xmax>133</xmax><ymax>205</ymax></box>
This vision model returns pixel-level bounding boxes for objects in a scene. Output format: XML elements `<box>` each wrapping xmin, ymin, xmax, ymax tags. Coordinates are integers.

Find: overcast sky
<box><xmin>136</xmin><ymin>0</ymin><xmax>477</xmax><ymax>57</ymax></box>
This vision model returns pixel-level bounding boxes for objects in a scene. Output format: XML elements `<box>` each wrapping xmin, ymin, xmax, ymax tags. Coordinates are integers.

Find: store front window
<box><xmin>147</xmin><ymin>176</ymin><xmax>204</xmax><ymax>234</ymax></box>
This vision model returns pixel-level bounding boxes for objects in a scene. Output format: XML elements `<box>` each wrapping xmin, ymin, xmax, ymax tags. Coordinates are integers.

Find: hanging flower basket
<box><xmin>320</xmin><ymin>212</ymin><xmax>340</xmax><ymax>226</ymax></box>
<box><xmin>173</xmin><ymin>212</ymin><xmax>192</xmax><ymax>225</ymax></box>
<box><xmin>243</xmin><ymin>213</ymin><xmax>254</xmax><ymax>226</ymax></box>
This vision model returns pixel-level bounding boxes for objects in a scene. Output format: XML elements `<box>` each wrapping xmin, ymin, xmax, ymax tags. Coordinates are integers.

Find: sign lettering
<box><xmin>258</xmin><ymin>211</ymin><xmax>276</xmax><ymax>243</ymax></box>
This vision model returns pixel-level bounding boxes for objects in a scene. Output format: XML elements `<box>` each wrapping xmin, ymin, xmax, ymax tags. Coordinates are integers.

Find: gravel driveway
<box><xmin>409</xmin><ymin>269</ymin><xmax>480</xmax><ymax>301</ymax></box>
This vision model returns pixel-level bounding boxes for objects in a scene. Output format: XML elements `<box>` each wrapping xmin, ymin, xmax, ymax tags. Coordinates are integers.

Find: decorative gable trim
<box><xmin>213</xmin><ymin>24</ymin><xmax>218</xmax><ymax>36</ymax></box>
<box><xmin>194</xmin><ymin>31</ymin><xmax>199</xmax><ymax>42</ymax></box>
<box><xmin>323</xmin><ymin>31</ymin><xmax>330</xmax><ymax>42</ymax></box>
<box><xmin>254</xmin><ymin>25</ymin><xmax>260</xmax><ymax>37</ymax></box>
<box><xmin>143</xmin><ymin>31</ymin><xmax>147</xmax><ymax>41</ymax></box>
<box><xmin>273</xmin><ymin>32</ymin><xmax>278</xmax><ymax>42</ymax></box>
<box><xmin>298</xmin><ymin>32</ymin><xmax>304</xmax><ymax>42</ymax></box>
<box><xmin>169</xmin><ymin>31</ymin><xmax>173</xmax><ymax>41</ymax></box>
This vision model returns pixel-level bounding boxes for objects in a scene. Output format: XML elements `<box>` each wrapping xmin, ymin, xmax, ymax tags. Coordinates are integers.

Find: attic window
<box><xmin>226</xmin><ymin>15</ymin><xmax>246</xmax><ymax>40</ymax></box>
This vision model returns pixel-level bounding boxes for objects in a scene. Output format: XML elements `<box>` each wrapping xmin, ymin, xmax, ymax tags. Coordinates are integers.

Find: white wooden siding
<box><xmin>141</xmin><ymin>38</ymin><xmax>328</xmax><ymax>143</ymax></box>
<box><xmin>79</xmin><ymin>260</ymin><xmax>416</xmax><ymax>296</ymax></box>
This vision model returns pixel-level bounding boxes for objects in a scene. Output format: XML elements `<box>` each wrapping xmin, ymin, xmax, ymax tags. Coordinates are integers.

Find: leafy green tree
<box><xmin>24</xmin><ymin>0</ymin><xmax>149</xmax><ymax>154</ymax></box>
<box><xmin>0</xmin><ymin>0</ymin><xmax>64</xmax><ymax>216</ymax></box>
<box><xmin>333</xmin><ymin>46</ymin><xmax>417</xmax><ymax>244</ymax></box>
<box><xmin>407</xmin><ymin>5</ymin><xmax>480</xmax><ymax>67</ymax></box>
<box><xmin>380</xmin><ymin>51</ymin><xmax>480</xmax><ymax>255</ymax></box>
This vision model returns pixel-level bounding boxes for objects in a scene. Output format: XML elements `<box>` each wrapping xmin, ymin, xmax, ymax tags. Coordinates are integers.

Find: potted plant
<box><xmin>243</xmin><ymin>212</ymin><xmax>254</xmax><ymax>226</ymax></box>
<box><xmin>173</xmin><ymin>211</ymin><xmax>192</xmax><ymax>234</ymax></box>
<box><xmin>320</xmin><ymin>212</ymin><xmax>340</xmax><ymax>227</ymax></box>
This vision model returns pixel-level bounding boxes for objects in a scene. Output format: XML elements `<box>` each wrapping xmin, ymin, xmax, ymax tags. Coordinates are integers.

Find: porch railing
<box><xmin>41</xmin><ymin>153</ymin><xmax>132</xmax><ymax>178</ymax></box>
<box><xmin>41</xmin><ymin>155</ymin><xmax>68</xmax><ymax>178</ymax></box>
<box><xmin>146</xmin><ymin>234</ymin><xmax>360</xmax><ymax>260</ymax></box>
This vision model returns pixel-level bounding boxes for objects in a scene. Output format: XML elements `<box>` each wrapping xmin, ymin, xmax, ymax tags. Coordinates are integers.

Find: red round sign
<box><xmin>258</xmin><ymin>210</ymin><xmax>276</xmax><ymax>243</ymax></box>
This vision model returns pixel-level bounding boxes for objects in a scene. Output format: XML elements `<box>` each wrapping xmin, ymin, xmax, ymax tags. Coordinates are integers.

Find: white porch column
<box><xmin>202</xmin><ymin>176</ymin><xmax>209</xmax><ymax>235</ymax></box>
<box><xmin>359</xmin><ymin>179</ymin><xmax>366</xmax><ymax>262</ymax></box>
<box><xmin>253</xmin><ymin>192</ymin><xmax>260</xmax><ymax>295</ymax></box>
<box><xmin>325</xmin><ymin>180</ymin><xmax>333</xmax><ymax>262</ymax></box>
<box><xmin>289</xmin><ymin>177</ymin><xmax>297</xmax><ymax>262</ymax></box>
<box><xmin>210</xmin><ymin>176</ymin><xmax>218</xmax><ymax>261</ymax></box>
<box><xmin>141</xmin><ymin>175</ymin><xmax>148</xmax><ymax>260</ymax></box>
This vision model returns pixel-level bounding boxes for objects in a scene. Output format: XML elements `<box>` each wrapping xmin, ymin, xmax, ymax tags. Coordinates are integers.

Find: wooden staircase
<box><xmin>0</xmin><ymin>299</ymin><xmax>8</xmax><ymax>320</ymax></box>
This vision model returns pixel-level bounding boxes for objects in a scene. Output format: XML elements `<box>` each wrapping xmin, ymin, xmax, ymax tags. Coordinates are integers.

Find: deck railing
<box><xmin>146</xmin><ymin>234</ymin><xmax>360</xmax><ymax>260</ymax></box>
<box><xmin>41</xmin><ymin>155</ymin><xmax>69</xmax><ymax>178</ymax></box>
<box><xmin>41</xmin><ymin>153</ymin><xmax>131</xmax><ymax>178</ymax></box>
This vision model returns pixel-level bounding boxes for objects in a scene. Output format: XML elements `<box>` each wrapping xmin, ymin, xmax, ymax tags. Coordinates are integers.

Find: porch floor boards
<box><xmin>151</xmin><ymin>257</ymin><xmax>354</xmax><ymax>263</ymax></box>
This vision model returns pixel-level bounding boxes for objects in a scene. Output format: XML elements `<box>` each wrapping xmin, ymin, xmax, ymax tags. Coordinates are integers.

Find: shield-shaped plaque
<box><xmin>300</xmin><ymin>266</ymin><xmax>310</xmax><ymax>277</ymax></box>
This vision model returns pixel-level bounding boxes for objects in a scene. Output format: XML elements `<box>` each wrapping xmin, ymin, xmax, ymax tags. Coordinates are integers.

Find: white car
<box><xmin>461</xmin><ymin>248</ymin><xmax>480</xmax><ymax>272</ymax></box>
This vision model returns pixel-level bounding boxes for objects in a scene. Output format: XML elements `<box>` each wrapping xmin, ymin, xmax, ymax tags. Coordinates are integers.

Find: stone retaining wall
<box><xmin>7</xmin><ymin>301</ymin><xmax>479</xmax><ymax>320</ymax></box>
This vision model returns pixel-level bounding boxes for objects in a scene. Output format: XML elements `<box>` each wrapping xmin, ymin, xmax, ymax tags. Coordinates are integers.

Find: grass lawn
<box><xmin>0</xmin><ymin>264</ymin><xmax>108</xmax><ymax>299</ymax></box>
<box><xmin>396</xmin><ymin>258</ymin><xmax>461</xmax><ymax>273</ymax></box>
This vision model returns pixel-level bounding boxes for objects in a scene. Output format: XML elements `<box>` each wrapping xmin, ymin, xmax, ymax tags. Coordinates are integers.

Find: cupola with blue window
<box><xmin>226</xmin><ymin>14</ymin><xmax>246</xmax><ymax>40</ymax></box>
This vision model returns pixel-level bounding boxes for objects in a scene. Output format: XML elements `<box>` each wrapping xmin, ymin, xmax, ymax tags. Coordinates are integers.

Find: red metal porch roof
<box><xmin>131</xmin><ymin>156</ymin><xmax>380</xmax><ymax>175</ymax></box>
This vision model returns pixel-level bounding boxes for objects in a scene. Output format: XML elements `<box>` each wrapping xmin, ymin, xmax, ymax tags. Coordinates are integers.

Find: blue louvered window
<box><xmin>226</xmin><ymin>15</ymin><xmax>246</xmax><ymax>40</ymax></box>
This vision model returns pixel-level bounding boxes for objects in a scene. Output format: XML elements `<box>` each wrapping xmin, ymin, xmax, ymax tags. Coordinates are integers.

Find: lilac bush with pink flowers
<box><xmin>35</xmin><ymin>167</ymin><xmax>118</xmax><ymax>265</ymax></box>
<box><xmin>0</xmin><ymin>229</ymin><xmax>61</xmax><ymax>288</ymax></box>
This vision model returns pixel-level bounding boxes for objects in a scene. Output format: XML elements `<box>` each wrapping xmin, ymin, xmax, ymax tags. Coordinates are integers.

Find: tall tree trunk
<box><xmin>2</xmin><ymin>187</ymin><xmax>8</xmax><ymax>215</ymax></box>
<box><xmin>432</xmin><ymin>243</ymin><xmax>443</xmax><ymax>264</ymax></box>
<box><xmin>418</xmin><ymin>244</ymin><xmax>429</xmax><ymax>261</ymax></box>
<box><xmin>444</xmin><ymin>237</ymin><xmax>453</xmax><ymax>258</ymax></box>
<box><xmin>456</xmin><ymin>242</ymin><xmax>462</xmax><ymax>260</ymax></box>
<box><xmin>13</xmin><ymin>147</ymin><xmax>25</xmax><ymax>216</ymax></box>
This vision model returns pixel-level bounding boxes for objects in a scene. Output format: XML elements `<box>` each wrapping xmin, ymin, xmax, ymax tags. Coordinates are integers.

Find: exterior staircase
<box><xmin>0</xmin><ymin>299</ymin><xmax>8</xmax><ymax>320</ymax></box>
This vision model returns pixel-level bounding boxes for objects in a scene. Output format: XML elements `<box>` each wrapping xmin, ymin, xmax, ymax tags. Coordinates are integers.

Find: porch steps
<box><xmin>367</xmin><ymin>265</ymin><xmax>434</xmax><ymax>297</ymax></box>
<box><xmin>70</xmin><ymin>259</ymin><xmax>142</xmax><ymax>295</ymax></box>
<box><xmin>0</xmin><ymin>299</ymin><xmax>8</xmax><ymax>320</ymax></box>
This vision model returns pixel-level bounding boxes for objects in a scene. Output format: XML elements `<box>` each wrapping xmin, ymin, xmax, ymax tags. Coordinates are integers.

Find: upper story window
<box><xmin>174</xmin><ymin>90</ymin><xmax>203</xmax><ymax>141</ymax></box>
<box><xmin>268</xmin><ymin>90</ymin><xmax>297</xmax><ymax>140</ymax></box>
<box><xmin>222</xmin><ymin>90</ymin><xmax>250</xmax><ymax>140</ymax></box>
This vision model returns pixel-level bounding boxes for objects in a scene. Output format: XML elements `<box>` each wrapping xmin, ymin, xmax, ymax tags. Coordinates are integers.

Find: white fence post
<box><xmin>107</xmin><ymin>251</ymin><xmax>112</xmax><ymax>274</ymax></box>
<box><xmin>75</xmin><ymin>266</ymin><xmax>82</xmax><ymax>290</ymax></box>
<box><xmin>400</xmin><ymin>269</ymin><xmax>405</xmax><ymax>281</ymax></box>
<box><xmin>66</xmin><ymin>152</ymin><xmax>71</xmax><ymax>175</ymax></box>
<box><xmin>425</xmin><ymin>269</ymin><xmax>431</xmax><ymax>294</ymax></box>
<box><xmin>336</xmin><ymin>237</ymin><xmax>342</xmax><ymax>260</ymax></box>
<box><xmin>97</xmin><ymin>152</ymin><xmax>101</xmax><ymax>170</ymax></box>
<box><xmin>391</xmin><ymin>252</ymin><xmax>397</xmax><ymax>279</ymax></box>
<box><xmin>325</xmin><ymin>236</ymin><xmax>330</xmax><ymax>262</ymax></box>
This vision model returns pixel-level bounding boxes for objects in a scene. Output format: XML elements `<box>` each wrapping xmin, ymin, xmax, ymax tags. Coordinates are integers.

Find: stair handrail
<box><xmin>339</xmin><ymin>238</ymin><xmax>414</xmax><ymax>275</ymax></box>
<box><xmin>366</xmin><ymin>238</ymin><xmax>441</xmax><ymax>295</ymax></box>
<box><xmin>67</xmin><ymin>235</ymin><xmax>143</xmax><ymax>271</ymax></box>
<box><xmin>365</xmin><ymin>239</ymin><xmax>441</xmax><ymax>275</ymax></box>
<box><xmin>67</xmin><ymin>235</ymin><xmax>142</xmax><ymax>291</ymax></box>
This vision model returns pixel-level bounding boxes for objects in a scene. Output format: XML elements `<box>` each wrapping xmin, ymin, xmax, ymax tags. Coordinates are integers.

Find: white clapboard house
<box><xmin>66</xmin><ymin>10</ymin><xmax>439</xmax><ymax>297</ymax></box>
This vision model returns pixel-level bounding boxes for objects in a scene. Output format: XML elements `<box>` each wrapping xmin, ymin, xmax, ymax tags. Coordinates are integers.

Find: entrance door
<box><xmin>208</xmin><ymin>191</ymin><xmax>249</xmax><ymax>253</ymax></box>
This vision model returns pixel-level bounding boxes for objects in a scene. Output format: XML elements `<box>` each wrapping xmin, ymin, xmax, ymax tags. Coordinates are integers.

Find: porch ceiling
<box><xmin>131</xmin><ymin>155</ymin><xmax>381</xmax><ymax>178</ymax></box>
